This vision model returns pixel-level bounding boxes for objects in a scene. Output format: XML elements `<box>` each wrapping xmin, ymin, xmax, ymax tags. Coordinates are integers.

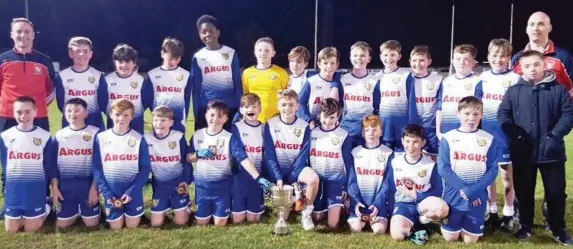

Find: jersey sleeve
<box><xmin>435</xmin><ymin>82</ymin><xmax>444</xmax><ymax>111</ymax></box>
<box><xmin>186</xmin><ymin>135</ymin><xmax>196</xmax><ymax>154</ymax></box>
<box><xmin>45</xmin><ymin>58</ymin><xmax>56</xmax><ymax>104</ymax></box>
<box><xmin>191</xmin><ymin>56</ymin><xmax>203</xmax><ymax>128</ymax></box>
<box><xmin>141</xmin><ymin>76</ymin><xmax>154</xmax><ymax>112</ymax></box>
<box><xmin>125</xmin><ymin>138</ymin><xmax>152</xmax><ymax>197</ymax></box>
<box><xmin>263</xmin><ymin>123</ymin><xmax>283</xmax><ymax>182</ymax></box>
<box><xmin>54</xmin><ymin>73</ymin><xmax>65</xmax><ymax>112</ymax></box>
<box><xmin>297</xmin><ymin>82</ymin><xmax>312</xmax><ymax>122</ymax></box>
<box><xmin>341</xmin><ymin>136</ymin><xmax>353</xmax><ymax>191</ymax></box>
<box><xmin>45</xmin><ymin>137</ymin><xmax>59</xmax><ymax>181</ymax></box>
<box><xmin>184</xmin><ymin>75</ymin><xmax>193</xmax><ymax>122</ymax></box>
<box><xmin>463</xmin><ymin>139</ymin><xmax>499</xmax><ymax>200</ymax></box>
<box><xmin>290</xmin><ymin>126</ymin><xmax>311</xmax><ymax>181</ymax></box>
<box><xmin>373</xmin><ymin>80</ymin><xmax>381</xmax><ymax>115</ymax></box>
<box><xmin>346</xmin><ymin>157</ymin><xmax>363</xmax><ymax>205</ymax></box>
<box><xmin>98</xmin><ymin>75</ymin><xmax>109</xmax><ymax>116</ymax></box>
<box><xmin>179</xmin><ymin>136</ymin><xmax>193</xmax><ymax>184</ymax></box>
<box><xmin>230</xmin><ymin>133</ymin><xmax>249</xmax><ymax>163</ymax></box>
<box><xmin>474</xmin><ymin>81</ymin><xmax>483</xmax><ymax>99</ymax></box>
<box><xmin>92</xmin><ymin>136</ymin><xmax>116</xmax><ymax>199</ymax></box>
<box><xmin>373</xmin><ymin>157</ymin><xmax>394</xmax><ymax>211</ymax></box>
<box><xmin>416</xmin><ymin>164</ymin><xmax>442</xmax><ymax>202</ymax></box>
<box><xmin>231</xmin><ymin>54</ymin><xmax>243</xmax><ymax>104</ymax></box>
<box><xmin>406</xmin><ymin>76</ymin><xmax>418</xmax><ymax>124</ymax></box>
<box><xmin>330</xmin><ymin>80</ymin><xmax>344</xmax><ymax>104</ymax></box>
<box><xmin>437</xmin><ymin>138</ymin><xmax>468</xmax><ymax>190</ymax></box>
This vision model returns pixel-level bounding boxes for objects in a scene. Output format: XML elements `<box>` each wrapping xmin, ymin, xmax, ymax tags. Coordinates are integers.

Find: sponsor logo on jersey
<box><xmin>203</xmin><ymin>154</ymin><xmax>228</xmax><ymax>161</ymax></box>
<box><xmin>59</xmin><ymin>148</ymin><xmax>93</xmax><ymax>156</ymax></box>
<box><xmin>221</xmin><ymin>53</ymin><xmax>229</xmax><ymax>60</ymax></box>
<box><xmin>130</xmin><ymin>81</ymin><xmax>139</xmax><ymax>89</ymax></box>
<box><xmin>109</xmin><ymin>93</ymin><xmax>140</xmax><ymax>100</ymax></box>
<box><xmin>313</xmin><ymin>97</ymin><xmax>322</xmax><ymax>104</ymax></box>
<box><xmin>176</xmin><ymin>73</ymin><xmax>184</xmax><ymax>81</ymax></box>
<box><xmin>396</xmin><ymin>178</ymin><xmax>425</xmax><ymax>190</ymax></box>
<box><xmin>33</xmin><ymin>137</ymin><xmax>42</xmax><ymax>146</ymax></box>
<box><xmin>149</xmin><ymin>155</ymin><xmax>181</xmax><ymax>162</ymax></box>
<box><xmin>377</xmin><ymin>154</ymin><xmax>386</xmax><ymax>162</ymax></box>
<box><xmin>392</xmin><ymin>77</ymin><xmax>401</xmax><ymax>84</ymax></box>
<box><xmin>67</xmin><ymin>78</ymin><xmax>74</xmax><ymax>83</ymax></box>
<box><xmin>477</xmin><ymin>138</ymin><xmax>486</xmax><ymax>147</ymax></box>
<box><xmin>155</xmin><ymin>75</ymin><xmax>162</xmax><ymax>79</ymax></box>
<box><xmin>484</xmin><ymin>93</ymin><xmax>504</xmax><ymax>101</ymax></box>
<box><xmin>418</xmin><ymin>169</ymin><xmax>427</xmax><ymax>177</ymax></box>
<box><xmin>426</xmin><ymin>82</ymin><xmax>435</xmax><ymax>90</ymax></box>
<box><xmin>103</xmin><ymin>153</ymin><xmax>139</xmax><ymax>161</ymax></box>
<box><xmin>244</xmin><ymin>145</ymin><xmax>263</xmax><ymax>153</ymax></box>
<box><xmin>331</xmin><ymin>137</ymin><xmax>340</xmax><ymax>145</ymax></box>
<box><xmin>88</xmin><ymin>76</ymin><xmax>96</xmax><ymax>84</ymax></box>
<box><xmin>381</xmin><ymin>90</ymin><xmax>401</xmax><ymax>97</ymax></box>
<box><xmin>442</xmin><ymin>96</ymin><xmax>464</xmax><ymax>103</ymax></box>
<box><xmin>294</xmin><ymin>128</ymin><xmax>302</xmax><ymax>137</ymax></box>
<box><xmin>416</xmin><ymin>97</ymin><xmax>437</xmax><ymax>103</ymax></box>
<box><xmin>128</xmin><ymin>138</ymin><xmax>136</xmax><ymax>147</ymax></box>
<box><xmin>453</xmin><ymin>151</ymin><xmax>487</xmax><ymax>162</ymax></box>
<box><xmin>168</xmin><ymin>141</ymin><xmax>177</xmax><ymax>149</ymax></box>
<box><xmin>274</xmin><ymin>141</ymin><xmax>300</xmax><ymax>150</ymax></box>
<box><xmin>464</xmin><ymin>82</ymin><xmax>472</xmax><ymax>90</ymax></box>
<box><xmin>68</xmin><ymin>89</ymin><xmax>96</xmax><ymax>97</ymax></box>
<box><xmin>156</xmin><ymin>86</ymin><xmax>182</xmax><ymax>93</ymax></box>
<box><xmin>344</xmin><ymin>93</ymin><xmax>371</xmax><ymax>102</ymax></box>
<box><xmin>269</xmin><ymin>74</ymin><xmax>278</xmax><ymax>80</ymax></box>
<box><xmin>217</xmin><ymin>139</ymin><xmax>225</xmax><ymax>147</ymax></box>
<box><xmin>34</xmin><ymin>65</ymin><xmax>42</xmax><ymax>75</ymax></box>
<box><xmin>204</xmin><ymin>65</ymin><xmax>230</xmax><ymax>74</ymax></box>
<box><xmin>8</xmin><ymin>151</ymin><xmax>41</xmax><ymax>160</ymax></box>
<box><xmin>83</xmin><ymin>133</ymin><xmax>92</xmax><ymax>142</ymax></box>
<box><xmin>310</xmin><ymin>148</ymin><xmax>340</xmax><ymax>159</ymax></box>
<box><xmin>356</xmin><ymin>167</ymin><xmax>384</xmax><ymax>176</ymax></box>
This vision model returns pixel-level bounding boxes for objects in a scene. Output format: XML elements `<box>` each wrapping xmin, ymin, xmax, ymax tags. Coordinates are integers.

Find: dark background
<box><xmin>0</xmin><ymin>0</ymin><xmax>571</xmax><ymax>72</ymax></box>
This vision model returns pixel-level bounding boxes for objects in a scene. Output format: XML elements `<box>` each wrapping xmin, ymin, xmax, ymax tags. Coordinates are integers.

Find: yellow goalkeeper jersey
<box><xmin>242</xmin><ymin>65</ymin><xmax>289</xmax><ymax>122</ymax></box>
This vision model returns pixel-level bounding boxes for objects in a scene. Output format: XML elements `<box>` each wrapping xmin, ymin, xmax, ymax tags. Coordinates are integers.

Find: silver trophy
<box><xmin>270</xmin><ymin>185</ymin><xmax>294</xmax><ymax>235</ymax></box>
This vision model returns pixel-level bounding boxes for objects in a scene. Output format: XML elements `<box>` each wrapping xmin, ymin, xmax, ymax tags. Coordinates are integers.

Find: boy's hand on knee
<box><xmin>369</xmin><ymin>205</ymin><xmax>379</xmax><ymax>221</ymax></box>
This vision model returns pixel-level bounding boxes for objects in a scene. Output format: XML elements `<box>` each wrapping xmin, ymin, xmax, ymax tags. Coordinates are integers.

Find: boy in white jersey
<box><xmin>436</xmin><ymin>44</ymin><xmax>481</xmax><ymax>140</ymax></box>
<box><xmin>387</xmin><ymin>124</ymin><xmax>448</xmax><ymax>242</ymax></box>
<box><xmin>53</xmin><ymin>98</ymin><xmax>101</xmax><ymax>228</ymax></box>
<box><xmin>105</xmin><ymin>44</ymin><xmax>152</xmax><ymax>134</ymax></box>
<box><xmin>143</xmin><ymin>38</ymin><xmax>192</xmax><ymax>133</ymax></box>
<box><xmin>407</xmin><ymin>46</ymin><xmax>443</xmax><ymax>158</ymax></box>
<box><xmin>438</xmin><ymin>96</ymin><xmax>498</xmax><ymax>244</ymax></box>
<box><xmin>299</xmin><ymin>47</ymin><xmax>341</xmax><ymax>128</ymax></box>
<box><xmin>309</xmin><ymin>98</ymin><xmax>352</xmax><ymax>229</ymax></box>
<box><xmin>231</xmin><ymin>94</ymin><xmax>265</xmax><ymax>223</ymax></box>
<box><xmin>265</xmin><ymin>89</ymin><xmax>320</xmax><ymax>230</ymax></box>
<box><xmin>93</xmin><ymin>99</ymin><xmax>151</xmax><ymax>230</ymax></box>
<box><xmin>186</xmin><ymin>100</ymin><xmax>271</xmax><ymax>226</ymax></box>
<box><xmin>287</xmin><ymin>46</ymin><xmax>311</xmax><ymax>94</ymax></box>
<box><xmin>55</xmin><ymin>37</ymin><xmax>108</xmax><ymax>129</ymax></box>
<box><xmin>347</xmin><ymin>115</ymin><xmax>393</xmax><ymax>234</ymax></box>
<box><xmin>329</xmin><ymin>42</ymin><xmax>380</xmax><ymax>144</ymax></box>
<box><xmin>475</xmin><ymin>39</ymin><xmax>520</xmax><ymax>231</ymax></box>
<box><xmin>376</xmin><ymin>40</ymin><xmax>411</xmax><ymax>151</ymax></box>
<box><xmin>145</xmin><ymin>106</ymin><xmax>191</xmax><ymax>227</ymax></box>
<box><xmin>1</xmin><ymin>97</ymin><xmax>58</xmax><ymax>232</ymax></box>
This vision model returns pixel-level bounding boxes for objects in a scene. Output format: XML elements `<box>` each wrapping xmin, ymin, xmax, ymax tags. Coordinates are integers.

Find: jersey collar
<box><xmin>242</xmin><ymin>119</ymin><xmax>261</xmax><ymax>128</ymax></box>
<box><xmin>279</xmin><ymin>116</ymin><xmax>297</xmax><ymax>125</ymax></box>
<box><xmin>112</xmin><ymin>128</ymin><xmax>132</xmax><ymax>136</ymax></box>
<box><xmin>403</xmin><ymin>153</ymin><xmax>423</xmax><ymax>165</ymax></box>
<box><xmin>16</xmin><ymin>125</ymin><xmax>37</xmax><ymax>133</ymax></box>
<box><xmin>153</xmin><ymin>130</ymin><xmax>172</xmax><ymax>140</ymax></box>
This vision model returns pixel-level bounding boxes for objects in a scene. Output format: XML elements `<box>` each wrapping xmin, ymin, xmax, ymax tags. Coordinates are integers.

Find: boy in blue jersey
<box><xmin>265</xmin><ymin>89</ymin><xmax>320</xmax><ymax>230</ymax></box>
<box><xmin>436</xmin><ymin>45</ymin><xmax>481</xmax><ymax>140</ymax></box>
<box><xmin>192</xmin><ymin>15</ymin><xmax>242</xmax><ymax>131</ymax></box>
<box><xmin>347</xmin><ymin>115</ymin><xmax>393</xmax><ymax>234</ymax></box>
<box><xmin>386</xmin><ymin>124</ymin><xmax>448</xmax><ymax>242</ymax></box>
<box><xmin>54</xmin><ymin>37</ymin><xmax>108</xmax><ymax>129</ymax></box>
<box><xmin>308</xmin><ymin>98</ymin><xmax>352</xmax><ymax>229</ymax></box>
<box><xmin>0</xmin><ymin>96</ymin><xmax>58</xmax><ymax>232</ymax></box>
<box><xmin>376</xmin><ymin>40</ymin><xmax>411</xmax><ymax>151</ymax></box>
<box><xmin>299</xmin><ymin>47</ymin><xmax>341</xmax><ymax>128</ymax></box>
<box><xmin>145</xmin><ymin>106</ymin><xmax>192</xmax><ymax>227</ymax></box>
<box><xmin>186</xmin><ymin>100</ymin><xmax>271</xmax><ymax>227</ymax></box>
<box><xmin>438</xmin><ymin>96</ymin><xmax>498</xmax><ymax>244</ymax></box>
<box><xmin>53</xmin><ymin>98</ymin><xmax>101</xmax><ymax>228</ymax></box>
<box><xmin>105</xmin><ymin>44</ymin><xmax>152</xmax><ymax>134</ymax></box>
<box><xmin>93</xmin><ymin>99</ymin><xmax>151</xmax><ymax>230</ymax></box>
<box><xmin>407</xmin><ymin>46</ymin><xmax>443</xmax><ymax>159</ymax></box>
<box><xmin>474</xmin><ymin>39</ymin><xmax>520</xmax><ymax>231</ymax></box>
<box><xmin>287</xmin><ymin>46</ymin><xmax>311</xmax><ymax>95</ymax></box>
<box><xmin>330</xmin><ymin>42</ymin><xmax>380</xmax><ymax>144</ymax></box>
<box><xmin>143</xmin><ymin>38</ymin><xmax>192</xmax><ymax>133</ymax></box>
<box><xmin>231</xmin><ymin>93</ymin><xmax>265</xmax><ymax>224</ymax></box>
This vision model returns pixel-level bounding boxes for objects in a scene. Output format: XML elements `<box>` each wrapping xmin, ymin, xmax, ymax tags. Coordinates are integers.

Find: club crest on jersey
<box><xmin>364</xmin><ymin>82</ymin><xmax>373</xmax><ymax>90</ymax></box>
<box><xmin>392</xmin><ymin>77</ymin><xmax>401</xmax><ymax>84</ymax></box>
<box><xmin>377</xmin><ymin>154</ymin><xmax>386</xmax><ymax>162</ymax></box>
<box><xmin>217</xmin><ymin>139</ymin><xmax>225</xmax><ymax>147</ymax></box>
<box><xmin>477</xmin><ymin>138</ymin><xmax>486</xmax><ymax>147</ymax></box>
<box><xmin>88</xmin><ymin>76</ymin><xmax>96</xmax><ymax>84</ymax></box>
<box><xmin>427</xmin><ymin>82</ymin><xmax>435</xmax><ymax>90</ymax></box>
<box><xmin>130</xmin><ymin>81</ymin><xmax>138</xmax><ymax>89</ymax></box>
<box><xmin>502</xmin><ymin>80</ymin><xmax>511</xmax><ymax>89</ymax></box>
<box><xmin>418</xmin><ymin>169</ymin><xmax>427</xmax><ymax>177</ymax></box>
<box><xmin>128</xmin><ymin>138</ymin><xmax>136</xmax><ymax>147</ymax></box>
<box><xmin>464</xmin><ymin>83</ymin><xmax>472</xmax><ymax>90</ymax></box>
<box><xmin>82</xmin><ymin>133</ymin><xmax>92</xmax><ymax>142</ymax></box>
<box><xmin>33</xmin><ymin>137</ymin><xmax>42</xmax><ymax>146</ymax></box>
<box><xmin>294</xmin><ymin>128</ymin><xmax>302</xmax><ymax>137</ymax></box>
<box><xmin>331</xmin><ymin>137</ymin><xmax>340</xmax><ymax>145</ymax></box>
<box><xmin>33</xmin><ymin>65</ymin><xmax>42</xmax><ymax>75</ymax></box>
<box><xmin>168</xmin><ymin>141</ymin><xmax>177</xmax><ymax>150</ymax></box>
<box><xmin>176</xmin><ymin>73</ymin><xmax>184</xmax><ymax>81</ymax></box>
<box><xmin>269</xmin><ymin>74</ymin><xmax>278</xmax><ymax>81</ymax></box>
<box><xmin>221</xmin><ymin>53</ymin><xmax>229</xmax><ymax>60</ymax></box>
<box><xmin>152</xmin><ymin>199</ymin><xmax>159</xmax><ymax>207</ymax></box>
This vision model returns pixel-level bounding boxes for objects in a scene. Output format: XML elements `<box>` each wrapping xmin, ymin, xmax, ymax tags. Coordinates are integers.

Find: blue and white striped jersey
<box><xmin>232</xmin><ymin>120</ymin><xmax>264</xmax><ymax>173</ymax></box>
<box><xmin>309</xmin><ymin>126</ymin><xmax>352</xmax><ymax>186</ymax></box>
<box><xmin>55</xmin><ymin>67</ymin><xmax>108</xmax><ymax>129</ymax></box>
<box><xmin>408</xmin><ymin>73</ymin><xmax>443</xmax><ymax>128</ymax></box>
<box><xmin>347</xmin><ymin>144</ymin><xmax>393</xmax><ymax>207</ymax></box>
<box><xmin>105</xmin><ymin>72</ymin><xmax>152</xmax><ymax>134</ymax></box>
<box><xmin>144</xmin><ymin>130</ymin><xmax>191</xmax><ymax>191</ymax></box>
<box><xmin>334</xmin><ymin>73</ymin><xmax>380</xmax><ymax>137</ymax></box>
<box><xmin>436</xmin><ymin>74</ymin><xmax>481</xmax><ymax>134</ymax></box>
<box><xmin>378</xmin><ymin>68</ymin><xmax>411</xmax><ymax>142</ymax></box>
<box><xmin>386</xmin><ymin>154</ymin><xmax>441</xmax><ymax>204</ymax></box>
<box><xmin>298</xmin><ymin>74</ymin><xmax>337</xmax><ymax>123</ymax></box>
<box><xmin>287</xmin><ymin>70</ymin><xmax>310</xmax><ymax>95</ymax></box>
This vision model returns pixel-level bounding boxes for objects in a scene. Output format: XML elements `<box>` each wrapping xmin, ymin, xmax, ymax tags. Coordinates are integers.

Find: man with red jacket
<box><xmin>0</xmin><ymin>18</ymin><xmax>55</xmax><ymax>219</ymax></box>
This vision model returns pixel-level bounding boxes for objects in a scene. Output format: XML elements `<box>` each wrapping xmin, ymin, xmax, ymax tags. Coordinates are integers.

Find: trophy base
<box><xmin>272</xmin><ymin>231</ymin><xmax>291</xmax><ymax>236</ymax></box>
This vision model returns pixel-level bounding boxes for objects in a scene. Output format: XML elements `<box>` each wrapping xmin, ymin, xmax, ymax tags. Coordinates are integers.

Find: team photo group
<box><xmin>1</xmin><ymin>9</ymin><xmax>573</xmax><ymax>246</ymax></box>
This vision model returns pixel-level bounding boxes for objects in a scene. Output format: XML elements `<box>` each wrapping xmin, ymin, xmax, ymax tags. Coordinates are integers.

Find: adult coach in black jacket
<box><xmin>498</xmin><ymin>50</ymin><xmax>573</xmax><ymax>245</ymax></box>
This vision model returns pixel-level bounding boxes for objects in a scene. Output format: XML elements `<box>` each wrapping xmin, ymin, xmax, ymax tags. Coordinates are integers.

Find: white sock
<box><xmin>419</xmin><ymin>214</ymin><xmax>432</xmax><ymax>224</ymax></box>
<box><xmin>45</xmin><ymin>204</ymin><xmax>51</xmax><ymax>217</ymax></box>
<box><xmin>302</xmin><ymin>205</ymin><xmax>314</xmax><ymax>216</ymax></box>
<box><xmin>488</xmin><ymin>202</ymin><xmax>498</xmax><ymax>213</ymax></box>
<box><xmin>503</xmin><ymin>205</ymin><xmax>515</xmax><ymax>217</ymax></box>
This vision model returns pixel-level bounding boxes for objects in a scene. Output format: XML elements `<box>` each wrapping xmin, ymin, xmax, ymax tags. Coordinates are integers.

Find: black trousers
<box><xmin>513</xmin><ymin>160</ymin><xmax>566</xmax><ymax>231</ymax></box>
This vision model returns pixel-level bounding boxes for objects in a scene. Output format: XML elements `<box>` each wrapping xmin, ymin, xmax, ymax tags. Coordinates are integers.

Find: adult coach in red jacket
<box><xmin>0</xmin><ymin>18</ymin><xmax>55</xmax><ymax>132</ymax></box>
<box><xmin>511</xmin><ymin>11</ymin><xmax>573</xmax><ymax>97</ymax></box>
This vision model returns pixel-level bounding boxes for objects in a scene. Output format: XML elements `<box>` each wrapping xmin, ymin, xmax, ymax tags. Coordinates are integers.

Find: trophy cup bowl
<box><xmin>270</xmin><ymin>185</ymin><xmax>294</xmax><ymax>236</ymax></box>
<box><xmin>113</xmin><ymin>199</ymin><xmax>123</xmax><ymax>209</ymax></box>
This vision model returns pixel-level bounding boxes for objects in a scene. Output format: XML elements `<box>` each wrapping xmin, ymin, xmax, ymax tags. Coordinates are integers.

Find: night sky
<box><xmin>1</xmin><ymin>0</ymin><xmax>571</xmax><ymax>72</ymax></box>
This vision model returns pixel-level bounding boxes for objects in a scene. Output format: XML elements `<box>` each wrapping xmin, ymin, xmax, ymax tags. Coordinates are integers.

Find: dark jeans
<box><xmin>513</xmin><ymin>160</ymin><xmax>566</xmax><ymax>231</ymax></box>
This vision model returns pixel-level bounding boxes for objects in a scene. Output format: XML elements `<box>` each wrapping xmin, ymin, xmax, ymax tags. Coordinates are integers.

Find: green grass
<box><xmin>0</xmin><ymin>103</ymin><xmax>570</xmax><ymax>249</ymax></box>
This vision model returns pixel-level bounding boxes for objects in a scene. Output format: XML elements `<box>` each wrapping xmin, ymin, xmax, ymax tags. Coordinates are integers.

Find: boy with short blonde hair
<box><xmin>287</xmin><ymin>46</ymin><xmax>311</xmax><ymax>94</ymax></box>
